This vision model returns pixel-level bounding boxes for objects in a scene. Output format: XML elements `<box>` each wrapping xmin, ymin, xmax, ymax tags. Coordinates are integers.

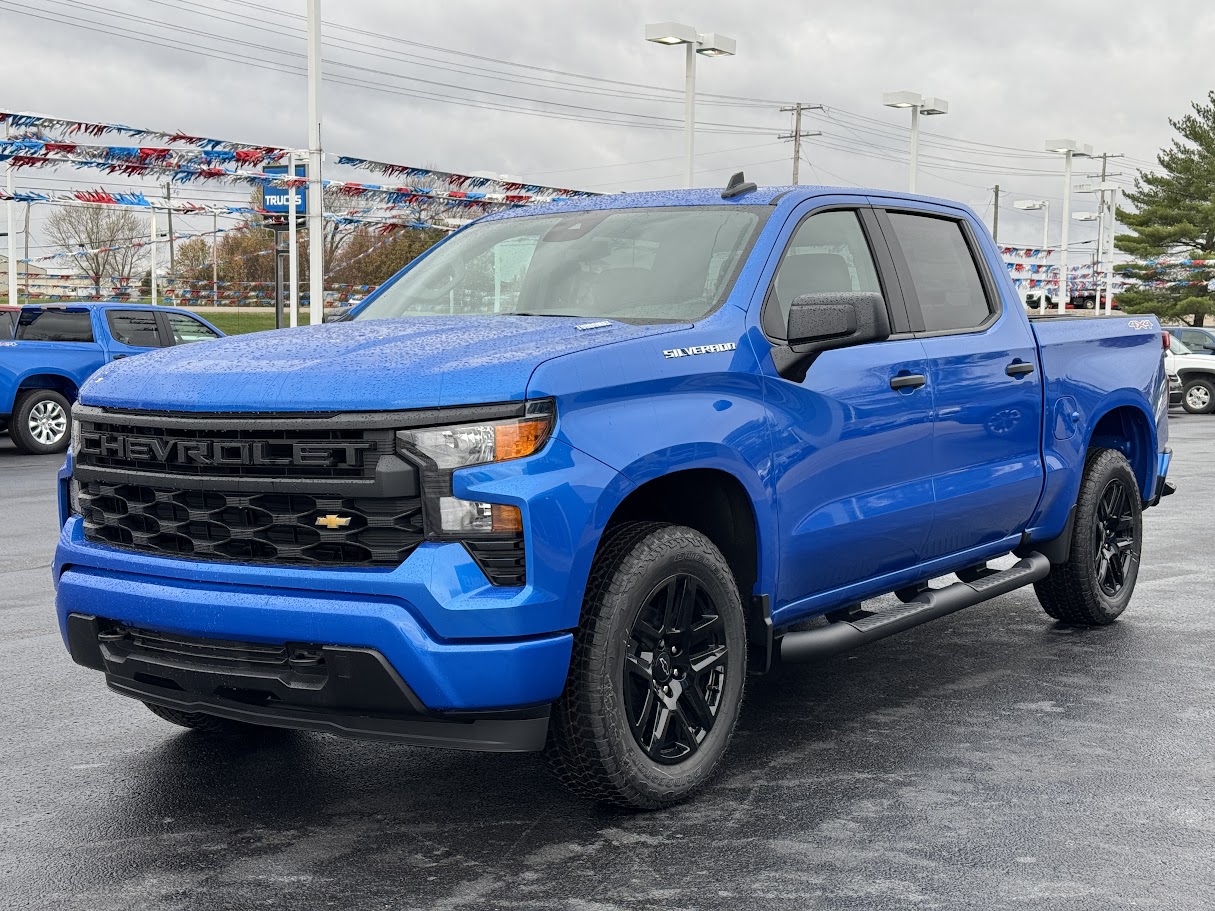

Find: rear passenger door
<box><xmin>104</xmin><ymin>309</ymin><xmax>168</xmax><ymax>359</ymax></box>
<box><xmin>875</xmin><ymin>204</ymin><xmax>1044</xmax><ymax>560</ymax></box>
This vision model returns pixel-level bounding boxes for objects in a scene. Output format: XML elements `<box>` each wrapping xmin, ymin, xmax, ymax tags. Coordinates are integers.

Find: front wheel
<box><xmin>1034</xmin><ymin>449</ymin><xmax>1143</xmax><ymax>625</ymax></box>
<box><xmin>1182</xmin><ymin>377</ymin><xmax>1215</xmax><ymax>414</ymax></box>
<box><xmin>543</xmin><ymin>522</ymin><xmax>747</xmax><ymax>809</ymax></box>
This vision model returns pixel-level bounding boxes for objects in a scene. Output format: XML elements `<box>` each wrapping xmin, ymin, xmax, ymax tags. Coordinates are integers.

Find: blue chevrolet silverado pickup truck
<box><xmin>1</xmin><ymin>302</ymin><xmax>222</xmax><ymax>454</ymax></box>
<box><xmin>54</xmin><ymin>178</ymin><xmax>1172</xmax><ymax>808</ymax></box>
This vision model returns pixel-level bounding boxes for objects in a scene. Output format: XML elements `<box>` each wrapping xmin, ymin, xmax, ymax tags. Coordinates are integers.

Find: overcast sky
<box><xmin>1</xmin><ymin>0</ymin><xmax>1213</xmax><ymax>254</ymax></box>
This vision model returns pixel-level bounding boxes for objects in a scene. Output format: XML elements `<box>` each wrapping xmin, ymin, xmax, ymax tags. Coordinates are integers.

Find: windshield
<box><xmin>354</xmin><ymin>206</ymin><xmax>764</xmax><ymax>323</ymax></box>
<box><xmin>1172</xmin><ymin>337</ymin><xmax>1193</xmax><ymax>355</ymax></box>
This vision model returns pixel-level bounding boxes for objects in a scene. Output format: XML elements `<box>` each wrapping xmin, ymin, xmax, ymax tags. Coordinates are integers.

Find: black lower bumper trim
<box><xmin>67</xmin><ymin>613</ymin><xmax>550</xmax><ymax>752</ymax></box>
<box><xmin>111</xmin><ymin>677</ymin><xmax>549</xmax><ymax>751</ymax></box>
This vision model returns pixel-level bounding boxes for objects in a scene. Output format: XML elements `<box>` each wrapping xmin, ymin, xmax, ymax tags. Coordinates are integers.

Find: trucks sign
<box><xmin>261</xmin><ymin>164</ymin><xmax>306</xmax><ymax>215</ymax></box>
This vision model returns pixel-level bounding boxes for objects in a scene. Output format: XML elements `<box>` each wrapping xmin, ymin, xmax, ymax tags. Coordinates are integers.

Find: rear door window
<box><xmin>106</xmin><ymin>310</ymin><xmax>167</xmax><ymax>348</ymax></box>
<box><xmin>885</xmin><ymin>213</ymin><xmax>993</xmax><ymax>333</ymax></box>
<box><xmin>16</xmin><ymin>309</ymin><xmax>95</xmax><ymax>342</ymax></box>
<box><xmin>164</xmin><ymin>312</ymin><xmax>222</xmax><ymax>344</ymax></box>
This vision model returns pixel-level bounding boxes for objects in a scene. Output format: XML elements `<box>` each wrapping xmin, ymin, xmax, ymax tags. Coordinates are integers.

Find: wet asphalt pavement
<box><xmin>2</xmin><ymin>416</ymin><xmax>1214</xmax><ymax>911</ymax></box>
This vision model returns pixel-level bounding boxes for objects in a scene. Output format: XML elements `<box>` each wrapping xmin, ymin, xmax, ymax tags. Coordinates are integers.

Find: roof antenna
<box><xmin>721</xmin><ymin>171</ymin><xmax>757</xmax><ymax>199</ymax></box>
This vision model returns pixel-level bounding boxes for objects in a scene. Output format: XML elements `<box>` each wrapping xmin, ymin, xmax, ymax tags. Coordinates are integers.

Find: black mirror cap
<box><xmin>773</xmin><ymin>291</ymin><xmax>892</xmax><ymax>382</ymax></box>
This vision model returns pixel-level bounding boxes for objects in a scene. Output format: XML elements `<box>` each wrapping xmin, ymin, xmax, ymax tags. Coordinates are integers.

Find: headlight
<box><xmin>395</xmin><ymin>403</ymin><xmax>554</xmax><ymax>470</ymax></box>
<box><xmin>395</xmin><ymin>401</ymin><xmax>553</xmax><ymax>537</ymax></box>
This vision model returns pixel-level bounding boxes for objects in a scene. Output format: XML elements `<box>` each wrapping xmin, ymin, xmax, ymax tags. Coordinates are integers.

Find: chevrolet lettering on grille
<box><xmin>79</xmin><ymin>433</ymin><xmax>376</xmax><ymax>468</ymax></box>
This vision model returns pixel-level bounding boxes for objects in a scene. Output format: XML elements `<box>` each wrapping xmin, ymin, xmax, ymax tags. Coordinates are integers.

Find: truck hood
<box><xmin>80</xmin><ymin>316</ymin><xmax>683</xmax><ymax>413</ymax></box>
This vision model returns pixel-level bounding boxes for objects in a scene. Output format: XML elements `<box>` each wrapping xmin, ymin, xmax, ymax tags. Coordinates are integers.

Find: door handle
<box><xmin>111</xmin><ymin>354</ymin><xmax>128</xmax><ymax>360</ymax></box>
<box><xmin>890</xmin><ymin>373</ymin><xmax>927</xmax><ymax>391</ymax></box>
<box><xmin>1005</xmin><ymin>361</ymin><xmax>1035</xmax><ymax>377</ymax></box>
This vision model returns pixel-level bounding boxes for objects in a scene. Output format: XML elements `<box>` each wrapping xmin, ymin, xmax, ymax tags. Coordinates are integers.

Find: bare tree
<box><xmin>44</xmin><ymin>205</ymin><xmax>146</xmax><ymax>297</ymax></box>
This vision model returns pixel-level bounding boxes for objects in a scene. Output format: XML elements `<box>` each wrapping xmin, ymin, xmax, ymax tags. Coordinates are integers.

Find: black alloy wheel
<box><xmin>1093</xmin><ymin>477</ymin><xmax>1136</xmax><ymax>597</ymax></box>
<box><xmin>623</xmin><ymin>574</ymin><xmax>729</xmax><ymax>764</ymax></box>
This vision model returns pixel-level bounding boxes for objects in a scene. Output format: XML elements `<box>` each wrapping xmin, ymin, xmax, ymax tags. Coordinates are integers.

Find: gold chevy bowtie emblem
<box><xmin>315</xmin><ymin>514</ymin><xmax>352</xmax><ymax>530</ymax></box>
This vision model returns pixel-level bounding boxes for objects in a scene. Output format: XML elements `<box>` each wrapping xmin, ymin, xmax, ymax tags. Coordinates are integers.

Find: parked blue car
<box><xmin>54</xmin><ymin>180</ymin><xmax>1171</xmax><ymax>808</ymax></box>
<box><xmin>1</xmin><ymin>303</ymin><xmax>222</xmax><ymax>453</ymax></box>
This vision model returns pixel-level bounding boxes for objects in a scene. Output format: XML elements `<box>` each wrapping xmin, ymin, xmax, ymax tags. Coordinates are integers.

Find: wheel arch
<box><xmin>599</xmin><ymin>465</ymin><xmax>772</xmax><ymax>667</ymax></box>
<box><xmin>1085</xmin><ymin>402</ymin><xmax>1156</xmax><ymax>500</ymax></box>
<box><xmin>15</xmin><ymin>371</ymin><xmax>81</xmax><ymax>405</ymax></box>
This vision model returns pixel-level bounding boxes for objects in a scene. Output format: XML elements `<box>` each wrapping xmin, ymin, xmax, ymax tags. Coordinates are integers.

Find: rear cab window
<box><xmin>16</xmin><ymin>308</ymin><xmax>95</xmax><ymax>343</ymax></box>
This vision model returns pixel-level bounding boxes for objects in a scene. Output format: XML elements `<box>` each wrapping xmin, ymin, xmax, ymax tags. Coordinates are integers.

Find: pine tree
<box><xmin>1116</xmin><ymin>91</ymin><xmax>1215</xmax><ymax>326</ymax></box>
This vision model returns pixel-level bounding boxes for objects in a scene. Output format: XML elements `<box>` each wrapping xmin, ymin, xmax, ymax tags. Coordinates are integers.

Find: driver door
<box><xmin>760</xmin><ymin>206</ymin><xmax>936</xmax><ymax>614</ymax></box>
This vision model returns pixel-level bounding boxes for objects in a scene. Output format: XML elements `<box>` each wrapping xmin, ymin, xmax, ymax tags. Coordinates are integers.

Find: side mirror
<box><xmin>773</xmin><ymin>292</ymin><xmax>891</xmax><ymax>382</ymax></box>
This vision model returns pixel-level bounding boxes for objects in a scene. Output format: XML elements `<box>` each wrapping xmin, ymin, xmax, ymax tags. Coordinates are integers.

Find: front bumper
<box><xmin>1169</xmin><ymin>375</ymin><xmax>1183</xmax><ymax>406</ymax></box>
<box><xmin>54</xmin><ymin>437</ymin><xmax>625</xmax><ymax>715</ymax></box>
<box><xmin>66</xmin><ymin>613</ymin><xmax>549</xmax><ymax>750</ymax></box>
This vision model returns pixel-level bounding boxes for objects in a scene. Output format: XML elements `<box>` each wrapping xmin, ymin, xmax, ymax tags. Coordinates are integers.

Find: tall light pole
<box><xmin>882</xmin><ymin>92</ymin><xmax>949</xmax><ymax>193</ymax></box>
<box><xmin>1046</xmin><ymin>139</ymin><xmax>1093</xmax><ymax>313</ymax></box>
<box><xmin>5</xmin><ymin>122</ymin><xmax>16</xmax><ymax>307</ymax></box>
<box><xmin>1014</xmin><ymin>199</ymin><xmax>1051</xmax><ymax>250</ymax></box>
<box><xmin>645</xmin><ymin>23</ymin><xmax>736</xmax><ymax>188</ymax></box>
<box><xmin>306</xmin><ymin>0</ymin><xmax>324</xmax><ymax>326</ymax></box>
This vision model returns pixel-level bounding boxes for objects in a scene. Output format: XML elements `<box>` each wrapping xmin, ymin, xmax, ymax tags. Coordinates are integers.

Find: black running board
<box><xmin>778</xmin><ymin>552</ymin><xmax>1052</xmax><ymax>663</ymax></box>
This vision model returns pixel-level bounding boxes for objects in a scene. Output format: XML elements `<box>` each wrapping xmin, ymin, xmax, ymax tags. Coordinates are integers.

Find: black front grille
<box><xmin>100</xmin><ymin>622</ymin><xmax>300</xmax><ymax>669</ymax></box>
<box><xmin>80</xmin><ymin>481</ymin><xmax>424</xmax><ymax>566</ymax></box>
<box><xmin>76</xmin><ymin>419</ymin><xmax>392</xmax><ymax>480</ymax></box>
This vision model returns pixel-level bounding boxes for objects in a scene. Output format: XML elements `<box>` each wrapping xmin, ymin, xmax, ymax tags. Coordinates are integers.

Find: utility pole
<box><xmin>779</xmin><ymin>103</ymin><xmax>823</xmax><ymax>184</ymax></box>
<box><xmin>163</xmin><ymin>181</ymin><xmax>176</xmax><ymax>281</ymax></box>
<box><xmin>992</xmin><ymin>185</ymin><xmax>1000</xmax><ymax>243</ymax></box>
<box><xmin>22</xmin><ymin>202</ymin><xmax>29</xmax><ymax>303</ymax></box>
<box><xmin>211</xmin><ymin>211</ymin><xmax>218</xmax><ymax>308</ymax></box>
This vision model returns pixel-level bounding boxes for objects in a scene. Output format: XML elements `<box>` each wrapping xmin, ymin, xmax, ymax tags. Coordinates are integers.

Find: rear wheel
<box><xmin>1182</xmin><ymin>377</ymin><xmax>1215</xmax><ymax>414</ymax></box>
<box><xmin>10</xmin><ymin>389</ymin><xmax>71</xmax><ymax>454</ymax></box>
<box><xmin>143</xmin><ymin>702</ymin><xmax>269</xmax><ymax>735</ymax></box>
<box><xmin>1035</xmin><ymin>449</ymin><xmax>1142</xmax><ymax>625</ymax></box>
<box><xmin>543</xmin><ymin>522</ymin><xmax>747</xmax><ymax>809</ymax></box>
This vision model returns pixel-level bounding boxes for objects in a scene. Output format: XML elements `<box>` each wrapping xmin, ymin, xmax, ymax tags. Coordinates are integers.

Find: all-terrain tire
<box><xmin>10</xmin><ymin>389</ymin><xmax>72</xmax><ymax>454</ymax></box>
<box><xmin>1034</xmin><ymin>448</ymin><xmax>1143</xmax><ymax>625</ymax></box>
<box><xmin>542</xmin><ymin>522</ymin><xmax>747</xmax><ymax>809</ymax></box>
<box><xmin>143</xmin><ymin>702</ymin><xmax>269</xmax><ymax>735</ymax></box>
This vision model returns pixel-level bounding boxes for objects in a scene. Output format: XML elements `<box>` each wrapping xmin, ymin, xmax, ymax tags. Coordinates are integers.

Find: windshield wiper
<box><xmin>509</xmin><ymin>312</ymin><xmax>572</xmax><ymax>318</ymax></box>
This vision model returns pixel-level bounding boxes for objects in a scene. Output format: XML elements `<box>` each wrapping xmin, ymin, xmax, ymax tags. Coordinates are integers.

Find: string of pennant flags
<box><xmin>0</xmin><ymin>109</ymin><xmax>594</xmax><ymax>199</ymax></box>
<box><xmin>0</xmin><ymin>149</ymin><xmax>574</xmax><ymax>211</ymax></box>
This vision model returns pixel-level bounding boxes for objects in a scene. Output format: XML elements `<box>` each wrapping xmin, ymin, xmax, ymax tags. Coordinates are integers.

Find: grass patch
<box><xmin>189</xmin><ymin>309</ymin><xmax>314</xmax><ymax>335</ymax></box>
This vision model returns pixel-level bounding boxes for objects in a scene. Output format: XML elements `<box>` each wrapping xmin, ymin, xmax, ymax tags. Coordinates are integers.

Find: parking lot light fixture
<box><xmin>883</xmin><ymin>92</ymin><xmax>949</xmax><ymax>193</ymax></box>
<box><xmin>1014</xmin><ymin>199</ymin><xmax>1051</xmax><ymax>250</ymax></box>
<box><xmin>646</xmin><ymin>22</ymin><xmax>736</xmax><ymax>188</ymax></box>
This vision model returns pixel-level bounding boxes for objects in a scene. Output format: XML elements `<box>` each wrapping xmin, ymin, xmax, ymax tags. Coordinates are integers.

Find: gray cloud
<box><xmin>1</xmin><ymin>0</ymin><xmax>1211</xmax><ymax>252</ymax></box>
